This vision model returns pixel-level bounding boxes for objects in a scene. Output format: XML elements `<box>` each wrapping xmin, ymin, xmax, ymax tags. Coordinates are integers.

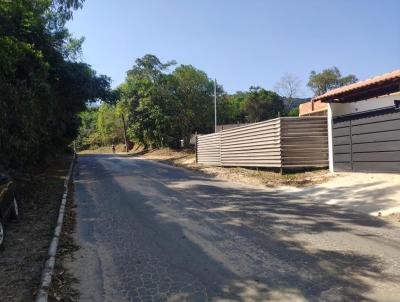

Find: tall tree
<box><xmin>274</xmin><ymin>73</ymin><xmax>302</xmax><ymax>111</ymax></box>
<box><xmin>0</xmin><ymin>0</ymin><xmax>113</xmax><ymax>167</ymax></box>
<box><xmin>217</xmin><ymin>91</ymin><xmax>247</xmax><ymax>124</ymax></box>
<box><xmin>307</xmin><ymin>67</ymin><xmax>358</xmax><ymax>96</ymax></box>
<box><xmin>173</xmin><ymin>65</ymin><xmax>216</xmax><ymax>146</ymax></box>
<box><xmin>118</xmin><ymin>56</ymin><xmax>220</xmax><ymax>148</ymax></box>
<box><xmin>75</xmin><ymin>108</ymin><xmax>100</xmax><ymax>149</ymax></box>
<box><xmin>96</xmin><ymin>103</ymin><xmax>124</xmax><ymax>146</ymax></box>
<box><xmin>244</xmin><ymin>87</ymin><xmax>284</xmax><ymax>122</ymax></box>
<box><xmin>118</xmin><ymin>55</ymin><xmax>178</xmax><ymax>148</ymax></box>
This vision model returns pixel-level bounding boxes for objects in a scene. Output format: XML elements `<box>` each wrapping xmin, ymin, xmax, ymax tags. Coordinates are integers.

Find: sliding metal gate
<box><xmin>332</xmin><ymin>107</ymin><xmax>400</xmax><ymax>172</ymax></box>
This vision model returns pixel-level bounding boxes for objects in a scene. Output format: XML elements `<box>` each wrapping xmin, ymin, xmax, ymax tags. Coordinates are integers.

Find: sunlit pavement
<box><xmin>68</xmin><ymin>154</ymin><xmax>400</xmax><ymax>302</ymax></box>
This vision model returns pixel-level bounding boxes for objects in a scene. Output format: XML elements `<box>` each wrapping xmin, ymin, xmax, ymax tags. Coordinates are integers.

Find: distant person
<box><xmin>112</xmin><ymin>144</ymin><xmax>116</xmax><ymax>154</ymax></box>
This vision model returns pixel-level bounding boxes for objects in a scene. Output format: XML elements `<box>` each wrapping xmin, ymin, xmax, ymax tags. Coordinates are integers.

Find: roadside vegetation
<box><xmin>75</xmin><ymin>55</ymin><xmax>294</xmax><ymax>150</ymax></box>
<box><xmin>75</xmin><ymin>64</ymin><xmax>358</xmax><ymax>187</ymax></box>
<box><xmin>74</xmin><ymin>64</ymin><xmax>355</xmax><ymax>187</ymax></box>
<box><xmin>0</xmin><ymin>1</ymin><xmax>111</xmax><ymax>300</ymax></box>
<box><xmin>0</xmin><ymin>0</ymin><xmax>114</xmax><ymax>169</ymax></box>
<box><xmin>75</xmin><ymin>58</ymin><xmax>356</xmax><ymax>153</ymax></box>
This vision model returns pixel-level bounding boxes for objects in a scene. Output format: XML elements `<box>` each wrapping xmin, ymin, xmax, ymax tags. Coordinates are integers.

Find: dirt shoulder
<box><xmin>0</xmin><ymin>155</ymin><xmax>72</xmax><ymax>302</ymax></box>
<box><xmin>48</xmin><ymin>178</ymin><xmax>79</xmax><ymax>302</ymax></box>
<box><xmin>131</xmin><ymin>148</ymin><xmax>332</xmax><ymax>187</ymax></box>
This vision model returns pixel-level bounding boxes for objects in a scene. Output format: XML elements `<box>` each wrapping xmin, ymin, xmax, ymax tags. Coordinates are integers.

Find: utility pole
<box><xmin>121</xmin><ymin>114</ymin><xmax>128</xmax><ymax>153</ymax></box>
<box><xmin>214</xmin><ymin>78</ymin><xmax>217</xmax><ymax>133</ymax></box>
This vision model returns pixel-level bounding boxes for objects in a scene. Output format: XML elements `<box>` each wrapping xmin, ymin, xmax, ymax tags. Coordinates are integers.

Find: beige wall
<box><xmin>299</xmin><ymin>100</ymin><xmax>328</xmax><ymax>116</ymax></box>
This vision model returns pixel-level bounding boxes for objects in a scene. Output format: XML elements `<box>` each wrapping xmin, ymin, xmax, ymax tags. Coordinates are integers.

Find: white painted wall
<box><xmin>327</xmin><ymin>105</ymin><xmax>334</xmax><ymax>172</ymax></box>
<box><xmin>330</xmin><ymin>92</ymin><xmax>400</xmax><ymax>117</ymax></box>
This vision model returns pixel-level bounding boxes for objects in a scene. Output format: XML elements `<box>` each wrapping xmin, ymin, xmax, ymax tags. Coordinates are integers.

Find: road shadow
<box><xmin>74</xmin><ymin>154</ymin><xmax>400</xmax><ymax>301</ymax></box>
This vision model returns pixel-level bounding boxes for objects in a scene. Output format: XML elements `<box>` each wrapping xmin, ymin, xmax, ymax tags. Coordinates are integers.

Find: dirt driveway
<box><xmin>68</xmin><ymin>154</ymin><xmax>400</xmax><ymax>302</ymax></box>
<box><xmin>286</xmin><ymin>172</ymin><xmax>400</xmax><ymax>218</ymax></box>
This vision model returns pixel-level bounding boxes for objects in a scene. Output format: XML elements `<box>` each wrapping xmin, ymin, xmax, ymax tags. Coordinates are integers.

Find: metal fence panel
<box><xmin>197</xmin><ymin>132</ymin><xmax>221</xmax><ymax>165</ymax></box>
<box><xmin>196</xmin><ymin>117</ymin><xmax>328</xmax><ymax>169</ymax></box>
<box><xmin>220</xmin><ymin>119</ymin><xmax>281</xmax><ymax>167</ymax></box>
<box><xmin>280</xmin><ymin>117</ymin><xmax>329</xmax><ymax>168</ymax></box>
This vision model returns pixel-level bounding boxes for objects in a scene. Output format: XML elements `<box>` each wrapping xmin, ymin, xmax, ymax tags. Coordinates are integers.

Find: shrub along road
<box><xmin>69</xmin><ymin>154</ymin><xmax>400</xmax><ymax>302</ymax></box>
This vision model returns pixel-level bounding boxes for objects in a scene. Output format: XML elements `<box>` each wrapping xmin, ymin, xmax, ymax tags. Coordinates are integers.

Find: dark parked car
<box><xmin>0</xmin><ymin>172</ymin><xmax>19</xmax><ymax>248</ymax></box>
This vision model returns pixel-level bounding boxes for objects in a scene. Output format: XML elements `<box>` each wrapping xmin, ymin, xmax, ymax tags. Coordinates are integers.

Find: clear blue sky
<box><xmin>67</xmin><ymin>0</ymin><xmax>400</xmax><ymax>96</ymax></box>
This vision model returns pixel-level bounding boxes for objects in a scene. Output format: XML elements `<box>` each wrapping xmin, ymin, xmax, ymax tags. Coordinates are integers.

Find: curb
<box><xmin>35</xmin><ymin>153</ymin><xmax>77</xmax><ymax>302</ymax></box>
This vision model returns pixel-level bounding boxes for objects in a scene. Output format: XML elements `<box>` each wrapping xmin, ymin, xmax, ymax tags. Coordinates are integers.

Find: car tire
<box><xmin>0</xmin><ymin>218</ymin><xmax>5</xmax><ymax>249</ymax></box>
<box><xmin>11</xmin><ymin>193</ymin><xmax>19</xmax><ymax>221</ymax></box>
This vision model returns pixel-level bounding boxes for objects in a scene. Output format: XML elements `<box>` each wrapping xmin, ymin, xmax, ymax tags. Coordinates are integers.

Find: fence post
<box><xmin>279</xmin><ymin>117</ymin><xmax>283</xmax><ymax>174</ymax></box>
<box><xmin>219</xmin><ymin>131</ymin><xmax>222</xmax><ymax>166</ymax></box>
<box><xmin>195</xmin><ymin>131</ymin><xmax>198</xmax><ymax>164</ymax></box>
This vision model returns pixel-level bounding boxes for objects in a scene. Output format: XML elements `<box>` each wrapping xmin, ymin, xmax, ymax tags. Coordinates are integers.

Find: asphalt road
<box><xmin>69</xmin><ymin>154</ymin><xmax>400</xmax><ymax>302</ymax></box>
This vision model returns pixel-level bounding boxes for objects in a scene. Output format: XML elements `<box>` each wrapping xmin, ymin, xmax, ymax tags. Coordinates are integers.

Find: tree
<box><xmin>274</xmin><ymin>73</ymin><xmax>302</xmax><ymax>111</ymax></box>
<box><xmin>217</xmin><ymin>91</ymin><xmax>247</xmax><ymax>124</ymax></box>
<box><xmin>118</xmin><ymin>55</ymin><xmax>179</xmax><ymax>148</ymax></box>
<box><xmin>117</xmin><ymin>55</ymin><xmax>221</xmax><ymax>148</ymax></box>
<box><xmin>0</xmin><ymin>0</ymin><xmax>114</xmax><ymax>167</ymax></box>
<box><xmin>307</xmin><ymin>67</ymin><xmax>358</xmax><ymax>96</ymax></box>
<box><xmin>96</xmin><ymin>103</ymin><xmax>124</xmax><ymax>146</ymax></box>
<box><xmin>287</xmin><ymin>107</ymin><xmax>299</xmax><ymax>117</ymax></box>
<box><xmin>75</xmin><ymin>108</ymin><xmax>100</xmax><ymax>149</ymax></box>
<box><xmin>173</xmin><ymin>65</ymin><xmax>217</xmax><ymax>146</ymax></box>
<box><xmin>244</xmin><ymin>87</ymin><xmax>284</xmax><ymax>122</ymax></box>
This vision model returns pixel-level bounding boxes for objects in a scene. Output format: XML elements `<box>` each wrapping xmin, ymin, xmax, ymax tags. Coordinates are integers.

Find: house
<box><xmin>299</xmin><ymin>100</ymin><xmax>328</xmax><ymax>116</ymax></box>
<box><xmin>312</xmin><ymin>70</ymin><xmax>400</xmax><ymax>172</ymax></box>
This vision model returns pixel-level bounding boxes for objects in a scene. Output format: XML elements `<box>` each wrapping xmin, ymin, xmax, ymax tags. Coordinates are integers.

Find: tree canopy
<box><xmin>274</xmin><ymin>73</ymin><xmax>302</xmax><ymax>111</ymax></box>
<box><xmin>75</xmin><ymin>104</ymin><xmax>125</xmax><ymax>150</ymax></box>
<box><xmin>244</xmin><ymin>87</ymin><xmax>284</xmax><ymax>122</ymax></box>
<box><xmin>307</xmin><ymin>67</ymin><xmax>358</xmax><ymax>96</ymax></box>
<box><xmin>113</xmin><ymin>54</ymin><xmax>290</xmax><ymax>149</ymax></box>
<box><xmin>0</xmin><ymin>0</ymin><xmax>114</xmax><ymax>167</ymax></box>
<box><xmin>217</xmin><ymin>92</ymin><xmax>247</xmax><ymax>125</ymax></box>
<box><xmin>117</xmin><ymin>55</ymin><xmax>218</xmax><ymax>148</ymax></box>
<box><xmin>0</xmin><ymin>2</ymin><xmax>362</xmax><ymax>163</ymax></box>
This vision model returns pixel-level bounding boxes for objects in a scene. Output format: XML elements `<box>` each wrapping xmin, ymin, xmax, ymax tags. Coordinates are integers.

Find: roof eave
<box><xmin>317</xmin><ymin>79</ymin><xmax>400</xmax><ymax>103</ymax></box>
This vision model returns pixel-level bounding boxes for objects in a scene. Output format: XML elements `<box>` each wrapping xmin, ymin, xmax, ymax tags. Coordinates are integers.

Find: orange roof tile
<box><xmin>312</xmin><ymin>69</ymin><xmax>400</xmax><ymax>102</ymax></box>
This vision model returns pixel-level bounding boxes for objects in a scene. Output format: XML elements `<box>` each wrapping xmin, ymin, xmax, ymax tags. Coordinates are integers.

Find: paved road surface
<box><xmin>69</xmin><ymin>154</ymin><xmax>400</xmax><ymax>302</ymax></box>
